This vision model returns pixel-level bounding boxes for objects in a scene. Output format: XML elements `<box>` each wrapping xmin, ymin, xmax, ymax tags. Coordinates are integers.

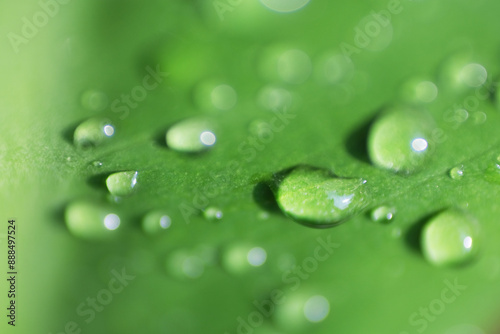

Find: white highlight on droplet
<box><xmin>411</xmin><ymin>138</ymin><xmax>428</xmax><ymax>152</ymax></box>
<box><xmin>104</xmin><ymin>214</ymin><xmax>120</xmax><ymax>230</ymax></box>
<box><xmin>160</xmin><ymin>215</ymin><xmax>171</xmax><ymax>229</ymax></box>
<box><xmin>304</xmin><ymin>295</ymin><xmax>330</xmax><ymax>323</ymax></box>
<box><xmin>200</xmin><ymin>131</ymin><xmax>216</xmax><ymax>146</ymax></box>
<box><xmin>104</xmin><ymin>125</ymin><xmax>115</xmax><ymax>137</ymax></box>
<box><xmin>247</xmin><ymin>247</ymin><xmax>267</xmax><ymax>267</ymax></box>
<box><xmin>463</xmin><ymin>236</ymin><xmax>472</xmax><ymax>249</ymax></box>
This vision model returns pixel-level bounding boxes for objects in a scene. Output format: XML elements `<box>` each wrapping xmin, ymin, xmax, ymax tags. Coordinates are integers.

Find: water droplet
<box><xmin>65</xmin><ymin>200</ymin><xmax>121</xmax><ymax>240</ymax></box>
<box><xmin>91</xmin><ymin>160</ymin><xmax>103</xmax><ymax>168</ymax></box>
<box><xmin>257</xmin><ymin>85</ymin><xmax>293</xmax><ymax>111</ymax></box>
<box><xmin>400</xmin><ymin>78</ymin><xmax>438</xmax><ymax>104</ymax></box>
<box><xmin>166</xmin><ymin>118</ymin><xmax>216</xmax><ymax>153</ymax></box>
<box><xmin>303</xmin><ymin>295</ymin><xmax>330</xmax><ymax>323</ymax></box>
<box><xmin>421</xmin><ymin>209</ymin><xmax>479</xmax><ymax>266</ymax></box>
<box><xmin>439</xmin><ymin>53</ymin><xmax>488</xmax><ymax>92</ymax></box>
<box><xmin>222</xmin><ymin>244</ymin><xmax>267</xmax><ymax>274</ymax></box>
<box><xmin>203</xmin><ymin>207</ymin><xmax>223</xmax><ymax>221</ymax></box>
<box><xmin>259</xmin><ymin>46</ymin><xmax>312</xmax><ymax>84</ymax></box>
<box><xmin>484</xmin><ymin>156</ymin><xmax>500</xmax><ymax>185</ymax></box>
<box><xmin>142</xmin><ymin>210</ymin><xmax>171</xmax><ymax>235</ymax></box>
<box><xmin>193</xmin><ymin>80</ymin><xmax>237</xmax><ymax>111</ymax></box>
<box><xmin>166</xmin><ymin>249</ymin><xmax>205</xmax><ymax>279</ymax></box>
<box><xmin>273</xmin><ymin>166</ymin><xmax>370</xmax><ymax>227</ymax></box>
<box><xmin>73</xmin><ymin>118</ymin><xmax>115</xmax><ymax>148</ymax></box>
<box><xmin>260</xmin><ymin>0</ymin><xmax>311</xmax><ymax>13</ymax></box>
<box><xmin>370</xmin><ymin>206</ymin><xmax>396</xmax><ymax>223</ymax></box>
<box><xmin>449</xmin><ymin>165</ymin><xmax>465</xmax><ymax>180</ymax></box>
<box><xmin>81</xmin><ymin>89</ymin><xmax>108</xmax><ymax>111</ymax></box>
<box><xmin>368</xmin><ymin>106</ymin><xmax>435</xmax><ymax>173</ymax></box>
<box><xmin>106</xmin><ymin>171</ymin><xmax>138</xmax><ymax>197</ymax></box>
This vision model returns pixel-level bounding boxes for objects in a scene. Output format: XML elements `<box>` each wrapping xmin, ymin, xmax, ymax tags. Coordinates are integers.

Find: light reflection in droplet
<box><xmin>304</xmin><ymin>295</ymin><xmax>330</xmax><ymax>323</ymax></box>
<box><xmin>104</xmin><ymin>125</ymin><xmax>115</xmax><ymax>137</ymax></box>
<box><xmin>200</xmin><ymin>131</ymin><xmax>216</xmax><ymax>146</ymax></box>
<box><xmin>104</xmin><ymin>213</ymin><xmax>120</xmax><ymax>230</ymax></box>
<box><xmin>411</xmin><ymin>138</ymin><xmax>428</xmax><ymax>152</ymax></box>
<box><xmin>247</xmin><ymin>247</ymin><xmax>267</xmax><ymax>267</ymax></box>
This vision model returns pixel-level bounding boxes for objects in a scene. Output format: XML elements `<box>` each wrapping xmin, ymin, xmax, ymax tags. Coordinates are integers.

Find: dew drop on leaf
<box><xmin>65</xmin><ymin>200</ymin><xmax>121</xmax><ymax>240</ymax></box>
<box><xmin>273</xmin><ymin>166</ymin><xmax>370</xmax><ymax>227</ymax></box>
<box><xmin>203</xmin><ymin>207</ymin><xmax>223</xmax><ymax>221</ymax></box>
<box><xmin>449</xmin><ymin>165</ymin><xmax>465</xmax><ymax>180</ymax></box>
<box><xmin>368</xmin><ymin>106</ymin><xmax>435</xmax><ymax>173</ymax></box>
<box><xmin>106</xmin><ymin>171</ymin><xmax>139</xmax><ymax>197</ymax></box>
<box><xmin>370</xmin><ymin>206</ymin><xmax>396</xmax><ymax>223</ymax></box>
<box><xmin>142</xmin><ymin>210</ymin><xmax>171</xmax><ymax>235</ymax></box>
<box><xmin>166</xmin><ymin>118</ymin><xmax>216</xmax><ymax>153</ymax></box>
<box><xmin>73</xmin><ymin>118</ymin><xmax>115</xmax><ymax>148</ymax></box>
<box><xmin>421</xmin><ymin>209</ymin><xmax>479</xmax><ymax>266</ymax></box>
<box><xmin>221</xmin><ymin>243</ymin><xmax>267</xmax><ymax>275</ymax></box>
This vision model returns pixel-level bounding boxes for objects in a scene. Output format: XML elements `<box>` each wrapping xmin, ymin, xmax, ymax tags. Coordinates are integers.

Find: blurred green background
<box><xmin>1</xmin><ymin>0</ymin><xmax>500</xmax><ymax>333</ymax></box>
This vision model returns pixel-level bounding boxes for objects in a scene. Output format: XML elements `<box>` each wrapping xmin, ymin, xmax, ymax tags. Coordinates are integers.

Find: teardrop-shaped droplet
<box><xmin>142</xmin><ymin>210</ymin><xmax>172</xmax><ymax>235</ymax></box>
<box><xmin>368</xmin><ymin>106</ymin><xmax>435</xmax><ymax>173</ymax></box>
<box><xmin>166</xmin><ymin>118</ymin><xmax>216</xmax><ymax>153</ymax></box>
<box><xmin>73</xmin><ymin>118</ymin><xmax>115</xmax><ymax>148</ymax></box>
<box><xmin>106</xmin><ymin>171</ymin><xmax>138</xmax><ymax>197</ymax></box>
<box><xmin>65</xmin><ymin>200</ymin><xmax>121</xmax><ymax>240</ymax></box>
<box><xmin>370</xmin><ymin>206</ymin><xmax>396</xmax><ymax>223</ymax></box>
<box><xmin>421</xmin><ymin>209</ymin><xmax>479</xmax><ymax>266</ymax></box>
<box><xmin>273</xmin><ymin>166</ymin><xmax>370</xmax><ymax>227</ymax></box>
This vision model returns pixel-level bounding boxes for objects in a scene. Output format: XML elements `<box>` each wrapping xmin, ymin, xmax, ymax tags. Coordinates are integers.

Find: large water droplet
<box><xmin>65</xmin><ymin>200</ymin><xmax>121</xmax><ymax>240</ymax></box>
<box><xmin>106</xmin><ymin>171</ymin><xmax>138</xmax><ymax>197</ymax></box>
<box><xmin>421</xmin><ymin>209</ymin><xmax>479</xmax><ymax>266</ymax></box>
<box><xmin>273</xmin><ymin>166</ymin><xmax>370</xmax><ymax>227</ymax></box>
<box><xmin>73</xmin><ymin>118</ymin><xmax>115</xmax><ymax>148</ymax></box>
<box><xmin>166</xmin><ymin>118</ymin><xmax>216</xmax><ymax>153</ymax></box>
<box><xmin>142</xmin><ymin>210</ymin><xmax>172</xmax><ymax>235</ymax></box>
<box><xmin>368</xmin><ymin>106</ymin><xmax>435</xmax><ymax>173</ymax></box>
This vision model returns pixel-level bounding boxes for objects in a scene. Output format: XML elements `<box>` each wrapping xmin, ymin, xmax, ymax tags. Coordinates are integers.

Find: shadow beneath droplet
<box><xmin>52</xmin><ymin>203</ymin><xmax>68</xmax><ymax>229</ymax></box>
<box><xmin>153</xmin><ymin>126</ymin><xmax>169</xmax><ymax>148</ymax></box>
<box><xmin>252</xmin><ymin>181</ymin><xmax>281</xmax><ymax>213</ymax></box>
<box><xmin>345</xmin><ymin>114</ymin><xmax>378</xmax><ymax>164</ymax></box>
<box><xmin>87</xmin><ymin>173</ymin><xmax>110</xmax><ymax>190</ymax></box>
<box><xmin>62</xmin><ymin>120</ymin><xmax>85</xmax><ymax>145</ymax></box>
<box><xmin>405</xmin><ymin>211</ymin><xmax>440</xmax><ymax>253</ymax></box>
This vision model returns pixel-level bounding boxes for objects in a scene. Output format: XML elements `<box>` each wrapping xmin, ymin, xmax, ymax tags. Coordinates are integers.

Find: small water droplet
<box><xmin>73</xmin><ymin>118</ymin><xmax>115</xmax><ymax>148</ymax></box>
<box><xmin>370</xmin><ymin>206</ymin><xmax>396</xmax><ymax>223</ymax></box>
<box><xmin>421</xmin><ymin>209</ymin><xmax>479</xmax><ymax>266</ymax></box>
<box><xmin>106</xmin><ymin>171</ymin><xmax>139</xmax><ymax>197</ymax></box>
<box><xmin>65</xmin><ymin>200</ymin><xmax>121</xmax><ymax>240</ymax></box>
<box><xmin>484</xmin><ymin>156</ymin><xmax>500</xmax><ymax>185</ymax></box>
<box><xmin>400</xmin><ymin>78</ymin><xmax>438</xmax><ymax>104</ymax></box>
<box><xmin>222</xmin><ymin>244</ymin><xmax>267</xmax><ymax>274</ymax></box>
<box><xmin>91</xmin><ymin>160</ymin><xmax>103</xmax><ymax>168</ymax></box>
<box><xmin>81</xmin><ymin>89</ymin><xmax>108</xmax><ymax>111</ymax></box>
<box><xmin>449</xmin><ymin>165</ymin><xmax>465</xmax><ymax>180</ymax></box>
<box><xmin>273</xmin><ymin>166</ymin><xmax>370</xmax><ymax>227</ymax></box>
<box><xmin>203</xmin><ymin>207</ymin><xmax>223</xmax><ymax>221</ymax></box>
<box><xmin>274</xmin><ymin>291</ymin><xmax>328</xmax><ymax>331</ymax></box>
<box><xmin>166</xmin><ymin>118</ymin><xmax>216</xmax><ymax>153</ymax></box>
<box><xmin>142</xmin><ymin>210</ymin><xmax>172</xmax><ymax>235</ymax></box>
<box><xmin>368</xmin><ymin>106</ymin><xmax>435</xmax><ymax>173</ymax></box>
<box><xmin>315</xmin><ymin>52</ymin><xmax>354</xmax><ymax>85</ymax></box>
<box><xmin>193</xmin><ymin>80</ymin><xmax>237</xmax><ymax>111</ymax></box>
<box><xmin>439</xmin><ymin>53</ymin><xmax>488</xmax><ymax>92</ymax></box>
